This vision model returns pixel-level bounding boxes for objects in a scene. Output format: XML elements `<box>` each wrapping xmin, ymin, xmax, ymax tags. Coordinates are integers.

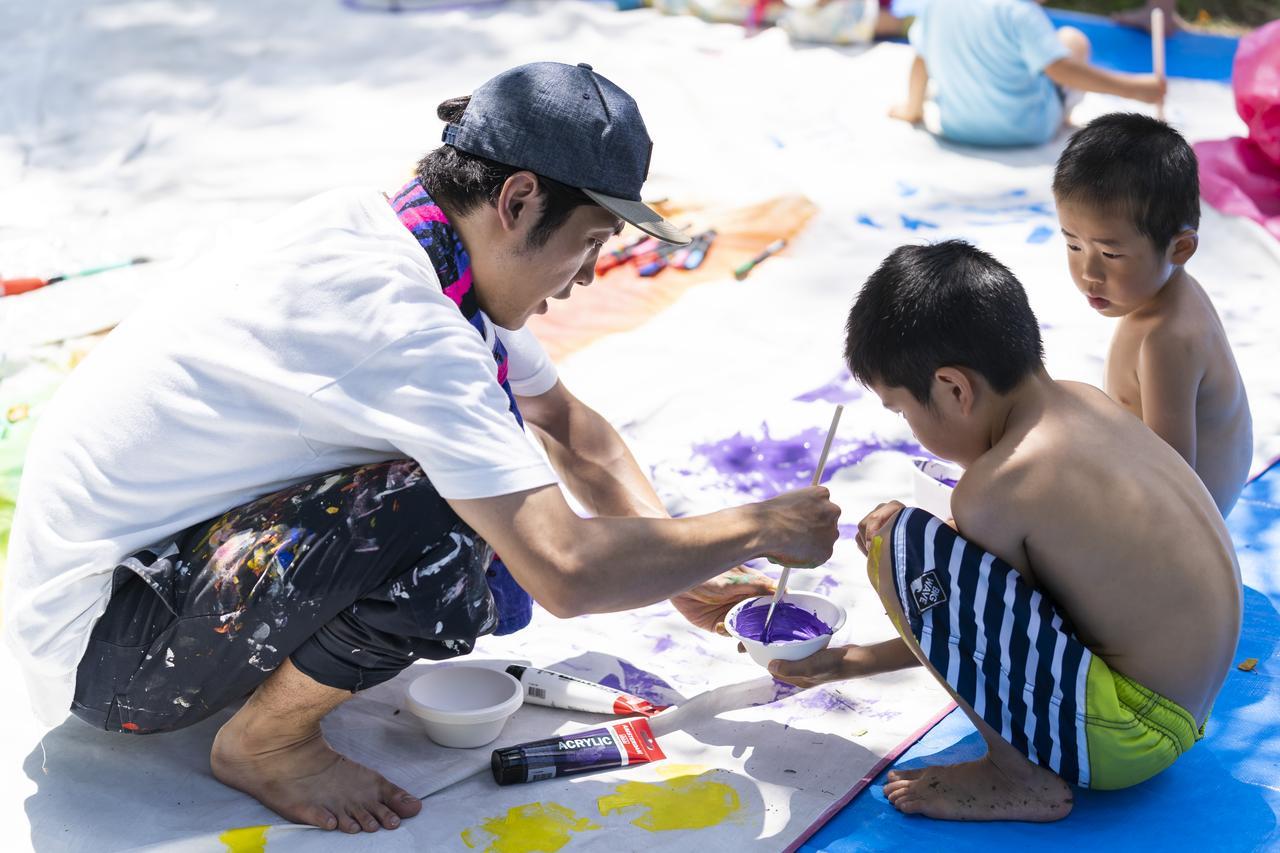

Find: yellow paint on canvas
<box><xmin>461</xmin><ymin>802</ymin><xmax>599</xmax><ymax>853</ymax></box>
<box><xmin>219</xmin><ymin>825</ymin><xmax>268</xmax><ymax>853</ymax></box>
<box><xmin>597</xmin><ymin>769</ymin><xmax>741</xmax><ymax>832</ymax></box>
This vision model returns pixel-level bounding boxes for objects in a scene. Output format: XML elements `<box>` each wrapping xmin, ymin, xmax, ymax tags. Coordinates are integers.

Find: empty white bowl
<box><xmin>405</xmin><ymin>665</ymin><xmax>523</xmax><ymax>748</ymax></box>
<box><xmin>725</xmin><ymin>591</ymin><xmax>847</xmax><ymax>668</ymax></box>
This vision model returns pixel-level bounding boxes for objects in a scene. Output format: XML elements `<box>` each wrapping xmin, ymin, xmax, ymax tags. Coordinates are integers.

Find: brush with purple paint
<box><xmin>761</xmin><ymin>404</ymin><xmax>843</xmax><ymax>643</ymax></box>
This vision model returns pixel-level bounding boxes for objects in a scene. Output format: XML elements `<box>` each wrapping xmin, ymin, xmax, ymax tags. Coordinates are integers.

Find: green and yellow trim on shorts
<box><xmin>885</xmin><ymin>506</ymin><xmax>1204</xmax><ymax>789</ymax></box>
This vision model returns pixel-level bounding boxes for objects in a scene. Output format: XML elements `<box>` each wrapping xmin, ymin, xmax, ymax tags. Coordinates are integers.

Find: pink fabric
<box><xmin>1194</xmin><ymin>21</ymin><xmax>1280</xmax><ymax>241</ymax></box>
<box><xmin>1196</xmin><ymin>138</ymin><xmax>1280</xmax><ymax>241</ymax></box>
<box><xmin>442</xmin><ymin>267</ymin><xmax>472</xmax><ymax>307</ymax></box>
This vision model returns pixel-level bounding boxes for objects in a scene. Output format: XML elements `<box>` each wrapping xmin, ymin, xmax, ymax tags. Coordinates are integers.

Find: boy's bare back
<box><xmin>1105</xmin><ymin>269</ymin><xmax>1253</xmax><ymax>515</ymax></box>
<box><xmin>953</xmin><ymin>376</ymin><xmax>1241</xmax><ymax>726</ymax></box>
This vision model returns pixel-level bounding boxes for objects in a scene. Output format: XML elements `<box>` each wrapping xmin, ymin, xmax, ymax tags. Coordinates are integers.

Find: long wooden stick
<box><xmin>1152</xmin><ymin>8</ymin><xmax>1166</xmax><ymax>121</ymax></box>
<box><xmin>761</xmin><ymin>404</ymin><xmax>844</xmax><ymax>642</ymax></box>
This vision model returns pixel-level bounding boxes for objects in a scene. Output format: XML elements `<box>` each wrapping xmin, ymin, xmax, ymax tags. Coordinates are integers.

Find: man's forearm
<box><xmin>453</xmin><ymin>484</ymin><xmax>767</xmax><ymax>618</ymax></box>
<box><xmin>523</xmin><ymin>386</ymin><xmax>669</xmax><ymax>519</ymax></box>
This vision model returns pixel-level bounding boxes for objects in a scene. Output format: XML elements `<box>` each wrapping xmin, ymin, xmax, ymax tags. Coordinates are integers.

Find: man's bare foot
<box><xmin>211</xmin><ymin>714</ymin><xmax>422</xmax><ymax>833</ymax></box>
<box><xmin>883</xmin><ymin>755</ymin><xmax>1074</xmax><ymax>822</ymax></box>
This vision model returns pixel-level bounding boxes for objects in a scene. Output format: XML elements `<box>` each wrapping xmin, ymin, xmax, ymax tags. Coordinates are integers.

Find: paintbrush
<box><xmin>761</xmin><ymin>403</ymin><xmax>844</xmax><ymax>643</ymax></box>
<box><xmin>0</xmin><ymin>256</ymin><xmax>151</xmax><ymax>297</ymax></box>
<box><xmin>1152</xmin><ymin>8</ymin><xmax>1166</xmax><ymax>121</ymax></box>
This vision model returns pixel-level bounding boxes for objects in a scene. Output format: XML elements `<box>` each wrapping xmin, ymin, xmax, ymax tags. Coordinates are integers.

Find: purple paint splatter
<box><xmin>599</xmin><ymin>660</ymin><xmax>680</xmax><ymax>706</ymax></box>
<box><xmin>794</xmin><ymin>370</ymin><xmax>863</xmax><ymax>405</ymax></box>
<box><xmin>692</xmin><ymin>425</ymin><xmax>922</xmax><ymax>500</ymax></box>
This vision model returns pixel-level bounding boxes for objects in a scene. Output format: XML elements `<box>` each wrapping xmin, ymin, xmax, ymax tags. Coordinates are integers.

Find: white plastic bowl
<box><xmin>724</xmin><ymin>591</ymin><xmax>847</xmax><ymax>668</ymax></box>
<box><xmin>405</xmin><ymin>666</ymin><xmax>523</xmax><ymax>748</ymax></box>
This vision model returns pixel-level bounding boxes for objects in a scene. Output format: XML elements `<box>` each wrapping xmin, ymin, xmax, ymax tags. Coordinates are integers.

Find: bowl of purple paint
<box><xmin>725</xmin><ymin>591</ymin><xmax>846</xmax><ymax>668</ymax></box>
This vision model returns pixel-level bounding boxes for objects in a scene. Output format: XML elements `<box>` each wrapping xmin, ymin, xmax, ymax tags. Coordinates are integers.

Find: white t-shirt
<box><xmin>4</xmin><ymin>187</ymin><xmax>560</xmax><ymax>725</ymax></box>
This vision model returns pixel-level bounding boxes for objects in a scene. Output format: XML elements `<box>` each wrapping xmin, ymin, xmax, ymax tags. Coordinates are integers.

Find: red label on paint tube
<box><xmin>613</xmin><ymin>696</ymin><xmax>665</xmax><ymax>717</ymax></box>
<box><xmin>490</xmin><ymin>718</ymin><xmax>666</xmax><ymax>785</ymax></box>
<box><xmin>611</xmin><ymin>719</ymin><xmax>666</xmax><ymax>766</ymax></box>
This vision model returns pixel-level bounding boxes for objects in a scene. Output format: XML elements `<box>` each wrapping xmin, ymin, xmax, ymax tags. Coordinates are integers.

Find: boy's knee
<box><xmin>1057</xmin><ymin>26</ymin><xmax>1091</xmax><ymax>61</ymax></box>
<box><xmin>866</xmin><ymin>508</ymin><xmax>904</xmax><ymax>607</ymax></box>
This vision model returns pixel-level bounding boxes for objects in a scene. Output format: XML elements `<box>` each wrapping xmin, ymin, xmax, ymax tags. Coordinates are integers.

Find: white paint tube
<box><xmin>504</xmin><ymin>664</ymin><xmax>667</xmax><ymax>717</ymax></box>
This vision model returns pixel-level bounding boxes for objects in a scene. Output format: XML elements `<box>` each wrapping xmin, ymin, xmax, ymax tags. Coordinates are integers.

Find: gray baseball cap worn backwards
<box><xmin>443</xmin><ymin>61</ymin><xmax>689</xmax><ymax>245</ymax></box>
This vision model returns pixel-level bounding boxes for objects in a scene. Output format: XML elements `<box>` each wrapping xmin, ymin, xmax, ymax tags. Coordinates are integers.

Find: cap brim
<box><xmin>582</xmin><ymin>189</ymin><xmax>691</xmax><ymax>245</ymax></box>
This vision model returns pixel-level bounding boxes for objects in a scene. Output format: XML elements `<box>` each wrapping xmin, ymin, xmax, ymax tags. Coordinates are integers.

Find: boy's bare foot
<box><xmin>211</xmin><ymin>714</ymin><xmax>422</xmax><ymax>833</ymax></box>
<box><xmin>883</xmin><ymin>755</ymin><xmax>1073</xmax><ymax>822</ymax></box>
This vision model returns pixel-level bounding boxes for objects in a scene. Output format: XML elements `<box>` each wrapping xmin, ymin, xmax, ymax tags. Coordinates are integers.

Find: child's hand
<box><xmin>854</xmin><ymin>499</ymin><xmax>905</xmax><ymax>556</ymax></box>
<box><xmin>889</xmin><ymin>103</ymin><xmax>924</xmax><ymax>124</ymax></box>
<box><xmin>767</xmin><ymin>644</ymin><xmax>866</xmax><ymax>688</ymax></box>
<box><xmin>1127</xmin><ymin>73</ymin><xmax>1168</xmax><ymax>105</ymax></box>
<box><xmin>672</xmin><ymin>567</ymin><xmax>775</xmax><ymax>633</ymax></box>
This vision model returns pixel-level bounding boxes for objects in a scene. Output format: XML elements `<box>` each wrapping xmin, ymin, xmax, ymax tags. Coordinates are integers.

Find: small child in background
<box><xmin>891</xmin><ymin>0</ymin><xmax>1164</xmax><ymax>147</ymax></box>
<box><xmin>1053</xmin><ymin>113</ymin><xmax>1252</xmax><ymax>516</ymax></box>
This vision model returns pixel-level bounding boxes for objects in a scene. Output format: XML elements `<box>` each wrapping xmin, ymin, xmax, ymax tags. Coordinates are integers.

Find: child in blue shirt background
<box><xmin>891</xmin><ymin>0</ymin><xmax>1165</xmax><ymax>147</ymax></box>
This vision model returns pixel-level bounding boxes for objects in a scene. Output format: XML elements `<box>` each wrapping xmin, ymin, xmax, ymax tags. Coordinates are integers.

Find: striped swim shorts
<box><xmin>886</xmin><ymin>507</ymin><xmax>1204</xmax><ymax>790</ymax></box>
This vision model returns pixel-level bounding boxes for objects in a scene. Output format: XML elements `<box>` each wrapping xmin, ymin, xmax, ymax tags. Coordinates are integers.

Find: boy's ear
<box><xmin>495</xmin><ymin>171</ymin><xmax>542</xmax><ymax>235</ymax></box>
<box><xmin>933</xmin><ymin>367</ymin><xmax>976</xmax><ymax>416</ymax></box>
<box><xmin>1168</xmin><ymin>228</ymin><xmax>1199</xmax><ymax>266</ymax></box>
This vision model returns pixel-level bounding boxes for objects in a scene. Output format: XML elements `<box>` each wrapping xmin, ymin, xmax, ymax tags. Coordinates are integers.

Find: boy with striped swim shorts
<box><xmin>770</xmin><ymin>240</ymin><xmax>1242</xmax><ymax>821</ymax></box>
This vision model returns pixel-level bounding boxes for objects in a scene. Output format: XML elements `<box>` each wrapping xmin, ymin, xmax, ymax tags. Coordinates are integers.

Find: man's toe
<box><xmin>351</xmin><ymin>806</ymin><xmax>380</xmax><ymax>832</ymax></box>
<box><xmin>387</xmin><ymin>788</ymin><xmax>422</xmax><ymax>818</ymax></box>
<box><xmin>371</xmin><ymin>802</ymin><xmax>402</xmax><ymax>830</ymax></box>
<box><xmin>299</xmin><ymin>805</ymin><xmax>339</xmax><ymax>831</ymax></box>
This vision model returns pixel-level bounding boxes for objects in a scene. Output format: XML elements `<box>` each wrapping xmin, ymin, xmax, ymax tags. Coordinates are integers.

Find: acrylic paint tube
<box><xmin>504</xmin><ymin>664</ymin><xmax>667</xmax><ymax>717</ymax></box>
<box><xmin>491</xmin><ymin>718</ymin><xmax>666</xmax><ymax>785</ymax></box>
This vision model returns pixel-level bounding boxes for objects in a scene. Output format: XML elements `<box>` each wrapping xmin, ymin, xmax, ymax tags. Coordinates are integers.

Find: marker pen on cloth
<box><xmin>733</xmin><ymin>238</ymin><xmax>786</xmax><ymax>280</ymax></box>
<box><xmin>505</xmin><ymin>664</ymin><xmax>667</xmax><ymax>717</ymax></box>
<box><xmin>491</xmin><ymin>718</ymin><xmax>666</xmax><ymax>785</ymax></box>
<box><xmin>680</xmin><ymin>230</ymin><xmax>717</xmax><ymax>270</ymax></box>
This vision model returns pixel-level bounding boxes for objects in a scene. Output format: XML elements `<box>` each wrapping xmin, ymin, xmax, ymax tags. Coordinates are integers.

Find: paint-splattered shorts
<box><xmin>71</xmin><ymin>460</ymin><xmax>503</xmax><ymax>734</ymax></box>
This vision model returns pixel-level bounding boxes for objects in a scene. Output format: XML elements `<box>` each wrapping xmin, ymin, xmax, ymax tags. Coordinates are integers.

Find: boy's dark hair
<box><xmin>845</xmin><ymin>241</ymin><xmax>1044</xmax><ymax>405</ymax></box>
<box><xmin>415</xmin><ymin>96</ymin><xmax>596</xmax><ymax>248</ymax></box>
<box><xmin>1052</xmin><ymin>113</ymin><xmax>1200</xmax><ymax>250</ymax></box>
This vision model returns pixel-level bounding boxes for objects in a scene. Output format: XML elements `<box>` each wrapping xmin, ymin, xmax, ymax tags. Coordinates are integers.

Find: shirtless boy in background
<box><xmin>772</xmin><ymin>241</ymin><xmax>1241</xmax><ymax>822</ymax></box>
<box><xmin>1054</xmin><ymin>113</ymin><xmax>1252</xmax><ymax>515</ymax></box>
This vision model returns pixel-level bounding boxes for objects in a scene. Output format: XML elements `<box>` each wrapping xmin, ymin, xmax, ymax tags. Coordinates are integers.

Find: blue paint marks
<box><xmin>856</xmin><ymin>214</ymin><xmax>883</xmax><ymax>229</ymax></box>
<box><xmin>768</xmin><ymin>134</ymin><xmax>786</xmax><ymax>149</ymax></box>
<box><xmin>1026</xmin><ymin>225</ymin><xmax>1055</xmax><ymax>244</ymax></box>
<box><xmin>900</xmin><ymin>214</ymin><xmax>938</xmax><ymax>231</ymax></box>
<box><xmin>896</xmin><ymin>181</ymin><xmax>919</xmax><ymax>198</ymax></box>
<box><xmin>929</xmin><ymin>200</ymin><xmax>1055</xmax><ymax>218</ymax></box>
<box><xmin>1005</xmin><ymin>188</ymin><xmax>1028</xmax><ymax>198</ymax></box>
